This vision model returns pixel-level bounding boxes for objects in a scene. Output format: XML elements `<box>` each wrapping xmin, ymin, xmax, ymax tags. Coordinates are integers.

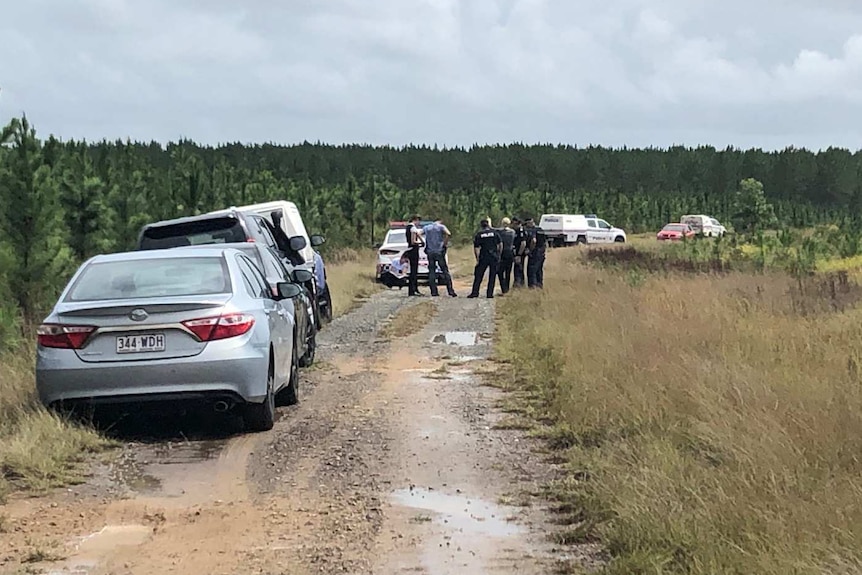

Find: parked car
<box><xmin>680</xmin><ymin>214</ymin><xmax>727</xmax><ymax>237</ymax></box>
<box><xmin>375</xmin><ymin>221</ymin><xmax>447</xmax><ymax>285</ymax></box>
<box><xmin>35</xmin><ymin>248</ymin><xmax>304</xmax><ymax>432</ymax></box>
<box><xmin>177</xmin><ymin>242</ymin><xmax>317</xmax><ymax>367</ymax></box>
<box><xmin>135</xmin><ymin>208</ymin><xmax>320</xmax><ymax>327</ymax></box>
<box><xmin>538</xmin><ymin>214</ymin><xmax>627</xmax><ymax>246</ymax></box>
<box><xmin>230</xmin><ymin>201</ymin><xmax>331</xmax><ymax>328</ymax></box>
<box><xmin>657</xmin><ymin>223</ymin><xmax>696</xmax><ymax>241</ymax></box>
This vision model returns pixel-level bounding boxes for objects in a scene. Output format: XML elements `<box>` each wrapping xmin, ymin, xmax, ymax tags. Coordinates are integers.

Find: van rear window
<box><xmin>140</xmin><ymin>217</ymin><xmax>246</xmax><ymax>249</ymax></box>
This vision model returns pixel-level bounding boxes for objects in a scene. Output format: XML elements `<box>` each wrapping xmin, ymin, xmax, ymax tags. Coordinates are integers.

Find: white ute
<box><xmin>539</xmin><ymin>214</ymin><xmax>627</xmax><ymax>246</ymax></box>
<box><xmin>680</xmin><ymin>214</ymin><xmax>727</xmax><ymax>237</ymax></box>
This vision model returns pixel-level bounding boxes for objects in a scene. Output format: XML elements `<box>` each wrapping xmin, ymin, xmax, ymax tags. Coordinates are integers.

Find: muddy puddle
<box><xmin>111</xmin><ymin>439</ymin><xmax>229</xmax><ymax>497</ymax></box>
<box><xmin>47</xmin><ymin>525</ymin><xmax>153</xmax><ymax>575</ymax></box>
<box><xmin>391</xmin><ymin>487</ymin><xmax>524</xmax><ymax>537</ymax></box>
<box><xmin>431</xmin><ymin>331</ymin><xmax>477</xmax><ymax>346</ymax></box>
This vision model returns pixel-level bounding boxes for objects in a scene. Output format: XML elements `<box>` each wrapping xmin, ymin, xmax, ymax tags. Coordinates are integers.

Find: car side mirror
<box><xmin>289</xmin><ymin>235</ymin><xmax>307</xmax><ymax>252</ymax></box>
<box><xmin>310</xmin><ymin>234</ymin><xmax>325</xmax><ymax>247</ymax></box>
<box><xmin>372</xmin><ymin>242</ymin><xmax>381</xmax><ymax>249</ymax></box>
<box><xmin>276</xmin><ymin>282</ymin><xmax>301</xmax><ymax>300</ymax></box>
<box><xmin>291</xmin><ymin>269</ymin><xmax>314</xmax><ymax>284</ymax></box>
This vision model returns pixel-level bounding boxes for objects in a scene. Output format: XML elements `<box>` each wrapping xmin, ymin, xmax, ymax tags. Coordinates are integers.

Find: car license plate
<box><xmin>116</xmin><ymin>333</ymin><xmax>166</xmax><ymax>354</ymax></box>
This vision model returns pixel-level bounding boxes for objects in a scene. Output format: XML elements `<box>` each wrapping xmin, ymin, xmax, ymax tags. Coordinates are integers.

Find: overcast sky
<box><xmin>1</xmin><ymin>0</ymin><xmax>861</xmax><ymax>150</ymax></box>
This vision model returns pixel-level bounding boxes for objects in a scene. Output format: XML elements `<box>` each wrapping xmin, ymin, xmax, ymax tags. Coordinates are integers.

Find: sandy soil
<box><xmin>0</xmin><ymin>276</ymin><xmax>594</xmax><ymax>575</ymax></box>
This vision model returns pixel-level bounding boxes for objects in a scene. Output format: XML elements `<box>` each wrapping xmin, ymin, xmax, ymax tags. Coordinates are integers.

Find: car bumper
<box><xmin>36</xmin><ymin>340</ymin><xmax>269</xmax><ymax>408</ymax></box>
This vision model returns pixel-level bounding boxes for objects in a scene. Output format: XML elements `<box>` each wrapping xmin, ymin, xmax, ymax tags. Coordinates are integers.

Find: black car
<box><xmin>136</xmin><ymin>209</ymin><xmax>320</xmax><ymax>323</ymax></box>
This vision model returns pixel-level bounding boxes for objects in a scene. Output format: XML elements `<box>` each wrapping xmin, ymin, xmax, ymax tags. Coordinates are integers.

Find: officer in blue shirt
<box><xmin>422</xmin><ymin>219</ymin><xmax>457</xmax><ymax>297</ymax></box>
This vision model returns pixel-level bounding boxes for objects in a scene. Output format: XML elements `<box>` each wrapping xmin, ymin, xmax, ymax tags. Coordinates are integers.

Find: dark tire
<box><xmin>576</xmin><ymin>235</ymin><xmax>587</xmax><ymax>245</ymax></box>
<box><xmin>614</xmin><ymin>236</ymin><xmax>625</xmax><ymax>243</ymax></box>
<box><xmin>243</xmin><ymin>361</ymin><xmax>275</xmax><ymax>432</ymax></box>
<box><xmin>276</xmin><ymin>345</ymin><xmax>300</xmax><ymax>407</ymax></box>
<box><xmin>311</xmin><ymin>295</ymin><xmax>323</xmax><ymax>331</ymax></box>
<box><xmin>299</xmin><ymin>327</ymin><xmax>316</xmax><ymax>367</ymax></box>
<box><xmin>320</xmin><ymin>284</ymin><xmax>333</xmax><ymax>324</ymax></box>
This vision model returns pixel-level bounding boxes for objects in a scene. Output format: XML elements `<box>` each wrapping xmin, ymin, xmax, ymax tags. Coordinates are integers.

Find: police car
<box><xmin>375</xmin><ymin>220</ymin><xmax>448</xmax><ymax>285</ymax></box>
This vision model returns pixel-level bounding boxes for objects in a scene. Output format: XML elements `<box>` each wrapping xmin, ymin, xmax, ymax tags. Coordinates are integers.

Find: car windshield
<box><xmin>663</xmin><ymin>224</ymin><xmax>687</xmax><ymax>231</ymax></box>
<box><xmin>65</xmin><ymin>257</ymin><xmax>231</xmax><ymax>302</ymax></box>
<box><xmin>385</xmin><ymin>229</ymin><xmax>408</xmax><ymax>245</ymax></box>
<box><xmin>139</xmin><ymin>217</ymin><xmax>246</xmax><ymax>249</ymax></box>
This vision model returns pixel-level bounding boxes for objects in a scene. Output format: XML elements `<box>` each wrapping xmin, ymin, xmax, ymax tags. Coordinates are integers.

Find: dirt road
<box><xmin>1</xmin><ymin>281</ymin><xmax>583</xmax><ymax>574</ymax></box>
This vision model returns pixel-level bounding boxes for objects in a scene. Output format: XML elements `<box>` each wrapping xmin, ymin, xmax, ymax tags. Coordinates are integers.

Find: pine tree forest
<box><xmin>2</xmin><ymin>113</ymin><xmax>862</xmax><ymax>345</ymax></box>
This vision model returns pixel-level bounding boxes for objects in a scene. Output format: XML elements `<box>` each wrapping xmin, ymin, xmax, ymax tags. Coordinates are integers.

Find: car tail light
<box><xmin>182</xmin><ymin>313</ymin><xmax>255</xmax><ymax>341</ymax></box>
<box><xmin>380</xmin><ymin>249</ymin><xmax>399</xmax><ymax>256</ymax></box>
<box><xmin>246</xmin><ymin>238</ymin><xmax>256</xmax><ymax>243</ymax></box>
<box><xmin>37</xmin><ymin>324</ymin><xmax>97</xmax><ymax>349</ymax></box>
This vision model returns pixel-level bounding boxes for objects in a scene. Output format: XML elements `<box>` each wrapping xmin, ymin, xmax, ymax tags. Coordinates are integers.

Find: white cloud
<box><xmin>1</xmin><ymin>0</ymin><xmax>862</xmax><ymax>149</ymax></box>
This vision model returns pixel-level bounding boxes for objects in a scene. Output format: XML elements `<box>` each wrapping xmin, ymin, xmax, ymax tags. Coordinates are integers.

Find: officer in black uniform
<box><xmin>511</xmin><ymin>217</ymin><xmax>527</xmax><ymax>288</ymax></box>
<box><xmin>524</xmin><ymin>217</ymin><xmax>547</xmax><ymax>288</ymax></box>
<box><xmin>496</xmin><ymin>217</ymin><xmax>516</xmax><ymax>294</ymax></box>
<box><xmin>404</xmin><ymin>214</ymin><xmax>424</xmax><ymax>296</ymax></box>
<box><xmin>467</xmin><ymin>218</ymin><xmax>502</xmax><ymax>299</ymax></box>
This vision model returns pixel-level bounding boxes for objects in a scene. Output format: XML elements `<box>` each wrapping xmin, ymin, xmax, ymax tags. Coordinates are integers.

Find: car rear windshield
<box><xmin>139</xmin><ymin>217</ymin><xmax>247</xmax><ymax>249</ymax></box>
<box><xmin>663</xmin><ymin>224</ymin><xmax>687</xmax><ymax>231</ymax></box>
<box><xmin>65</xmin><ymin>257</ymin><xmax>232</xmax><ymax>302</ymax></box>
<box><xmin>386</xmin><ymin>230</ymin><xmax>407</xmax><ymax>244</ymax></box>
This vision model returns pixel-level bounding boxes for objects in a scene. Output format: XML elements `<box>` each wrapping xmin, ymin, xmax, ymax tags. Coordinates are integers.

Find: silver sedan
<box><xmin>35</xmin><ymin>247</ymin><xmax>303</xmax><ymax>432</ymax></box>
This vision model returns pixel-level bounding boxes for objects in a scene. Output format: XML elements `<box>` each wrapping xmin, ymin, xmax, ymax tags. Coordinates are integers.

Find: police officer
<box><xmin>467</xmin><ymin>218</ymin><xmax>502</xmax><ymax>299</ymax></box>
<box><xmin>511</xmin><ymin>217</ymin><xmax>527</xmax><ymax>288</ymax></box>
<box><xmin>496</xmin><ymin>217</ymin><xmax>516</xmax><ymax>294</ymax></box>
<box><xmin>524</xmin><ymin>217</ymin><xmax>547</xmax><ymax>288</ymax></box>
<box><xmin>404</xmin><ymin>214</ymin><xmax>424</xmax><ymax>296</ymax></box>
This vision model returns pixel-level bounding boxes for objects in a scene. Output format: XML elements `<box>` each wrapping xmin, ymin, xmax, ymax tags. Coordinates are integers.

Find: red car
<box><xmin>656</xmin><ymin>223</ymin><xmax>695</xmax><ymax>241</ymax></box>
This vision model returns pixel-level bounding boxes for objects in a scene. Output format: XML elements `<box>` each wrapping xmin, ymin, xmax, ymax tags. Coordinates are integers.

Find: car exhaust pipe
<box><xmin>213</xmin><ymin>400</ymin><xmax>231</xmax><ymax>413</ymax></box>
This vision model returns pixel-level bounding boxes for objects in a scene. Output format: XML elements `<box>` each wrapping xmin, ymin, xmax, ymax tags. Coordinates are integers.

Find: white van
<box><xmin>680</xmin><ymin>215</ymin><xmax>727</xmax><ymax>237</ymax></box>
<box><xmin>539</xmin><ymin>214</ymin><xmax>627</xmax><ymax>246</ymax></box>
<box><xmin>235</xmin><ymin>201</ymin><xmax>323</xmax><ymax>263</ymax></box>
<box><xmin>231</xmin><ymin>201</ymin><xmax>331</xmax><ymax>326</ymax></box>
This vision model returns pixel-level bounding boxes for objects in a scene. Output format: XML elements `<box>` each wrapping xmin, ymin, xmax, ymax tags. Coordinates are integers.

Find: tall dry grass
<box><xmin>0</xmin><ymin>348</ymin><xmax>108</xmax><ymax>501</ymax></box>
<box><xmin>498</xmin><ymin>248</ymin><xmax>862</xmax><ymax>574</ymax></box>
<box><xmin>323</xmin><ymin>247</ymin><xmax>383</xmax><ymax>317</ymax></box>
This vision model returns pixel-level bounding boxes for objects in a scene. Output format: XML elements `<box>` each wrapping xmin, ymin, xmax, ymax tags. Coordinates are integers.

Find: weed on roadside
<box><xmin>378</xmin><ymin>301</ymin><xmax>437</xmax><ymax>340</ymax></box>
<box><xmin>21</xmin><ymin>538</ymin><xmax>65</xmax><ymax>564</ymax></box>
<box><xmin>0</xmin><ymin>348</ymin><xmax>112</xmax><ymax>501</ymax></box>
<box><xmin>497</xmin><ymin>491</ymin><xmax>533</xmax><ymax>508</ymax></box>
<box><xmin>325</xmin><ymin>249</ymin><xmax>383</xmax><ymax>317</ymax></box>
<box><xmin>496</xmin><ymin>248</ymin><xmax>862</xmax><ymax>574</ymax></box>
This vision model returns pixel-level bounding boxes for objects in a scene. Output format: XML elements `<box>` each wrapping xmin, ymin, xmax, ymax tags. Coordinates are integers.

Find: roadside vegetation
<box><xmin>324</xmin><ymin>248</ymin><xmax>382</xmax><ymax>317</ymax></box>
<box><xmin>0</xmin><ymin>349</ymin><xmax>109</xmax><ymax>502</ymax></box>
<box><xmin>497</xmin><ymin>238</ymin><xmax>862</xmax><ymax>574</ymax></box>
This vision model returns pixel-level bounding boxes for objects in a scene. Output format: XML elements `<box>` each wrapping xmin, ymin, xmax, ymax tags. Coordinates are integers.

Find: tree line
<box><xmin>1</xmin><ymin>113</ymin><xmax>861</xmax><ymax>345</ymax></box>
